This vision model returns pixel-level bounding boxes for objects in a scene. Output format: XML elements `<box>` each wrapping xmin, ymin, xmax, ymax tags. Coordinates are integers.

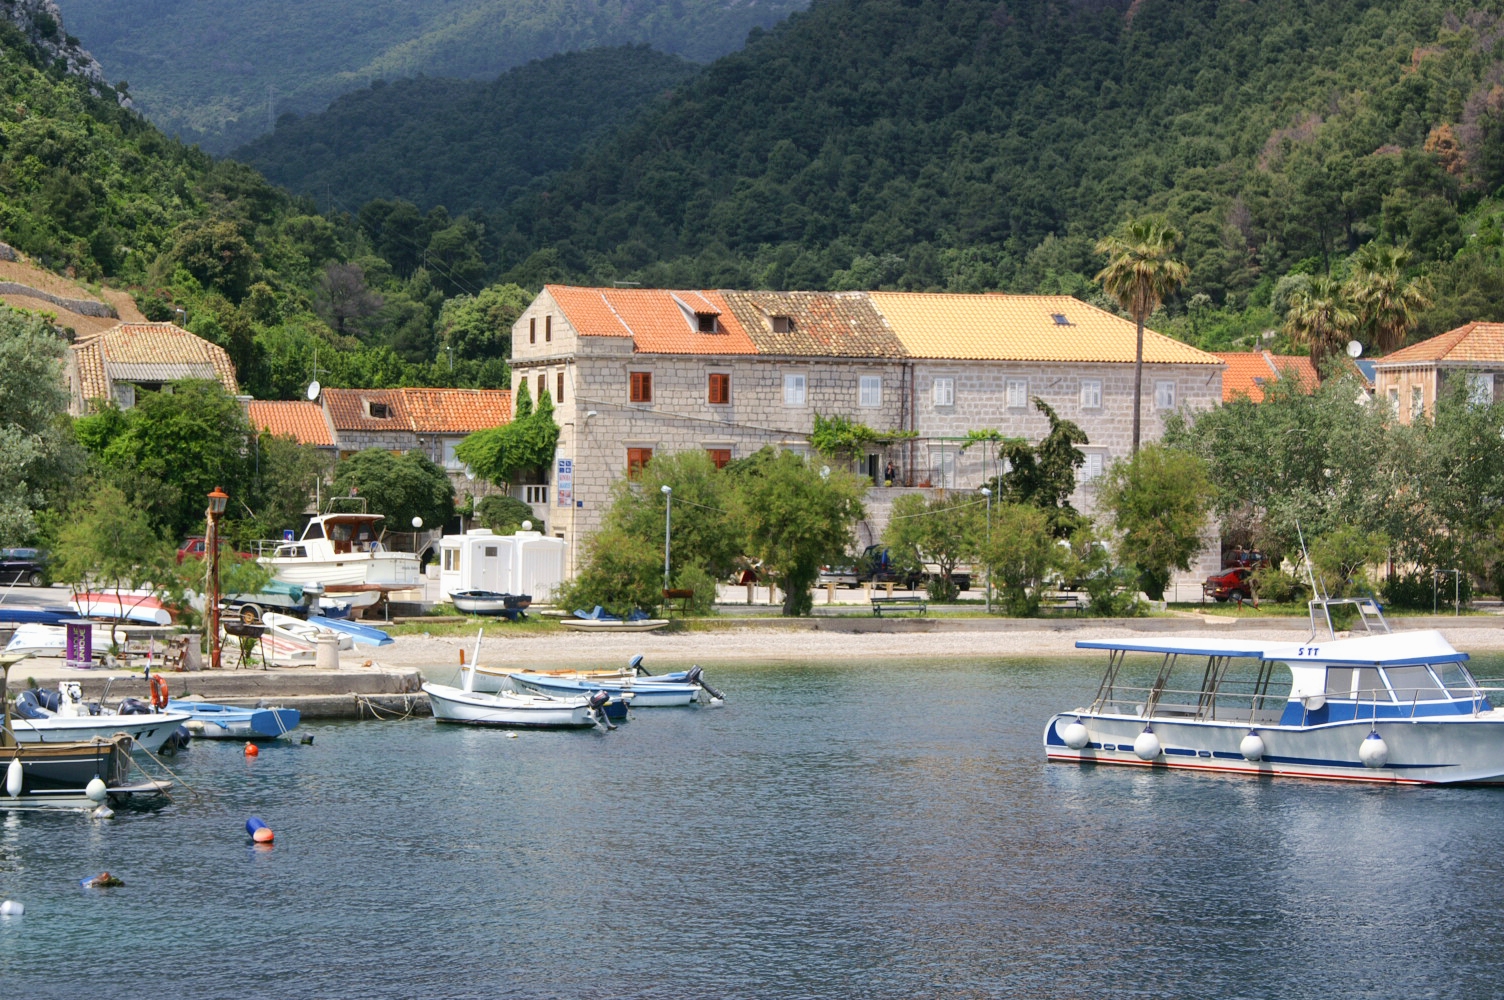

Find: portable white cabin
<box><xmin>439</xmin><ymin>525</ymin><xmax>569</xmax><ymax>601</ymax></box>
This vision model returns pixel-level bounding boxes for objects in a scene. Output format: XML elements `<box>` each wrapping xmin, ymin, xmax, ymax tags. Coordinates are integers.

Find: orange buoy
<box><xmin>244</xmin><ymin>742</ymin><xmax>259</xmax><ymax>757</ymax></box>
<box><xmin>252</xmin><ymin>826</ymin><xmax>274</xmax><ymax>843</ymax></box>
<box><xmin>149</xmin><ymin>673</ymin><xmax>170</xmax><ymax>710</ymax></box>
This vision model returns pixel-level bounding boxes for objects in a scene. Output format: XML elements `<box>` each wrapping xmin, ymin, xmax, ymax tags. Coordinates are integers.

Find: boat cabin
<box><xmin>1078</xmin><ymin>631</ymin><xmax>1490</xmax><ymax>727</ymax></box>
<box><xmin>274</xmin><ymin>513</ymin><xmax>386</xmax><ymax>557</ymax></box>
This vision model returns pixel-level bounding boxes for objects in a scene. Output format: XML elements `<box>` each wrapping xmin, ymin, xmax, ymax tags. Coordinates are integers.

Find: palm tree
<box><xmin>1284</xmin><ymin>274</ymin><xmax>1358</xmax><ymax>370</ymax></box>
<box><xmin>1347</xmin><ymin>242</ymin><xmax>1431</xmax><ymax>353</ymax></box>
<box><xmin>1095</xmin><ymin>217</ymin><xmax>1190</xmax><ymax>455</ymax></box>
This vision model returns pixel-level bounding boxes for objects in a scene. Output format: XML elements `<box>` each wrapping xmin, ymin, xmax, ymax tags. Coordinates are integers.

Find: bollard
<box><xmin>314</xmin><ymin>632</ymin><xmax>340</xmax><ymax>671</ymax></box>
<box><xmin>885</xmin><ymin>580</ymin><xmax>894</xmax><ymax>598</ymax></box>
<box><xmin>826</xmin><ymin>582</ymin><xmax>836</xmax><ymax>603</ymax></box>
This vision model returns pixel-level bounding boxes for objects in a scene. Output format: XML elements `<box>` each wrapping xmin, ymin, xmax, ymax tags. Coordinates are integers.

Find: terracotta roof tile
<box><xmin>246</xmin><ymin>400</ymin><xmax>334</xmax><ymax>446</ymax></box>
<box><xmin>73</xmin><ymin>322</ymin><xmax>238</xmax><ymax>394</ymax></box>
<box><xmin>1212</xmin><ymin>351</ymin><xmax>1318</xmax><ymax>402</ymax></box>
<box><xmin>719</xmin><ymin>290</ymin><xmax>907</xmax><ymax>357</ymax></box>
<box><xmin>1377</xmin><ymin>322</ymin><xmax>1504</xmax><ymax>365</ymax></box>
<box><xmin>870</xmin><ymin>292</ymin><xmax>1221</xmax><ymax>364</ymax></box>
<box><xmin>398</xmin><ymin>388</ymin><xmax>511</xmax><ymax>433</ymax></box>
<box><xmin>321</xmin><ymin>388</ymin><xmax>412</xmax><ymax>431</ymax></box>
<box><xmin>546</xmin><ymin>285</ymin><xmax>758</xmax><ymax>355</ymax></box>
<box><xmin>72</xmin><ymin>337</ymin><xmax>107</xmax><ymax>403</ymax></box>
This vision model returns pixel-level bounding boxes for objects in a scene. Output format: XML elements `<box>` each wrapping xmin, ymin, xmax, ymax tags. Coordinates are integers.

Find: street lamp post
<box><xmin>206</xmin><ymin>486</ymin><xmax>228</xmax><ymax>670</ymax></box>
<box><xmin>979</xmin><ymin>487</ymin><xmax>992</xmax><ymax>614</ymax></box>
<box><xmin>661</xmin><ymin>485</ymin><xmax>672</xmax><ymax>594</ymax></box>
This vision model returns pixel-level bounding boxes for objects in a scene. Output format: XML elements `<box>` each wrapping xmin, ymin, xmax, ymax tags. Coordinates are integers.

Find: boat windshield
<box><xmin>1325</xmin><ymin>667</ymin><xmax>1390</xmax><ymax>702</ymax></box>
<box><xmin>1383</xmin><ymin>665</ymin><xmax>1448</xmax><ymax>703</ymax></box>
<box><xmin>1433</xmin><ymin>661</ymin><xmax>1482</xmax><ymax>698</ymax></box>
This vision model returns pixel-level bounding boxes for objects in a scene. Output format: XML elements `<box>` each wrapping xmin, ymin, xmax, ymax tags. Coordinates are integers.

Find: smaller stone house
<box><xmin>245</xmin><ymin>400</ymin><xmax>339</xmax><ymax>460</ymax></box>
<box><xmin>1372</xmin><ymin>322</ymin><xmax>1504</xmax><ymax>424</ymax></box>
<box><xmin>1211</xmin><ymin>351</ymin><xmax>1318</xmax><ymax>403</ymax></box>
<box><xmin>66</xmin><ymin>321</ymin><xmax>238</xmax><ymax>415</ymax></box>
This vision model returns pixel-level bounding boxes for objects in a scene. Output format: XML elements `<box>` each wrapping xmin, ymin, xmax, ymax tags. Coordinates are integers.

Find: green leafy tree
<box><xmin>74</xmin><ymin>379</ymin><xmax>253</xmax><ymax>539</ymax></box>
<box><xmin>50</xmin><ymin>482</ymin><xmax>176</xmax><ymax>643</ymax></box>
<box><xmin>979</xmin><ymin>503</ymin><xmax>1059</xmax><ymax>616</ymax></box>
<box><xmin>985</xmin><ymin>398</ymin><xmax>1088</xmax><ymax>538</ymax></box>
<box><xmin>438</xmin><ymin>283</ymin><xmax>530</xmax><ymax>361</ymax></box>
<box><xmin>331</xmin><ymin>449</ymin><xmax>455</xmax><ymax>529</ymax></box>
<box><xmin>726</xmin><ymin>447</ymin><xmax>866</xmax><ymax>616</ymax></box>
<box><xmin>475</xmin><ymin>494</ymin><xmax>537</xmax><ymax>534</ymax></box>
<box><xmin>1347</xmin><ymin>243</ymin><xmax>1431</xmax><ymax>354</ymax></box>
<box><xmin>1098</xmin><ymin>445</ymin><xmax>1215</xmax><ymax>601</ymax></box>
<box><xmin>454</xmin><ymin>381</ymin><xmax>560</xmax><ymax>487</ymax></box>
<box><xmin>0</xmin><ymin>310</ymin><xmax>81</xmax><ymax>543</ymax></box>
<box><xmin>1308</xmin><ymin>525</ymin><xmax>1388</xmax><ymax>599</ymax></box>
<box><xmin>556</xmin><ymin>528</ymin><xmax>665</xmax><ymax>619</ymax></box>
<box><xmin>882</xmin><ymin>492</ymin><xmax>981</xmax><ymax>602</ymax></box>
<box><xmin>1094</xmin><ymin>217</ymin><xmax>1189</xmax><ymax>455</ymax></box>
<box><xmin>244</xmin><ymin>432</ymin><xmax>327</xmax><ymax>542</ymax></box>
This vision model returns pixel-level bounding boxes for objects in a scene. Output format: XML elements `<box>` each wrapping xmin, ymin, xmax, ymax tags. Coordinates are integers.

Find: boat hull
<box><xmin>169</xmin><ymin>700</ymin><xmax>300</xmax><ymax>740</ymax></box>
<box><xmin>307</xmin><ymin>616</ymin><xmax>393</xmax><ymax>647</ymax></box>
<box><xmin>0</xmin><ymin>736</ymin><xmax>171</xmax><ymax>808</ymax></box>
<box><xmin>262</xmin><ymin>612</ymin><xmax>355</xmax><ymax>650</ymax></box>
<box><xmin>261</xmin><ymin>554</ymin><xmax>420</xmax><ymax>588</ymax></box>
<box><xmin>10</xmin><ymin>710</ymin><xmax>192</xmax><ymax>752</ymax></box>
<box><xmin>1044</xmin><ymin>711</ymin><xmax>1504</xmax><ymax>785</ymax></box>
<box><xmin>423</xmin><ymin>682</ymin><xmax>599</xmax><ymax>728</ymax></box>
<box><xmin>557</xmin><ymin>619</ymin><xmax>669</xmax><ymax>632</ymax></box>
<box><xmin>509</xmin><ymin>672</ymin><xmax>700</xmax><ymax>707</ymax></box>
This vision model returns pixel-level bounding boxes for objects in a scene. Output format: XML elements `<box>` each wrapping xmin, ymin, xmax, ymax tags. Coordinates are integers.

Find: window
<box><xmin>1468</xmin><ymin>373</ymin><xmax>1494</xmax><ymax>406</ymax></box>
<box><xmin>630</xmin><ymin>371</ymin><xmax>652</xmax><ymax>403</ymax></box>
<box><xmin>1155</xmin><ymin>380</ymin><xmax>1176</xmax><ymax>410</ymax></box>
<box><xmin>1410</xmin><ymin>385</ymin><xmax>1424</xmax><ymax>419</ymax></box>
<box><xmin>1051</xmin><ymin>313</ymin><xmax>1072</xmax><ymax>326</ymax></box>
<box><xmin>784</xmin><ymin>373</ymin><xmax>806</xmax><ymax>406</ymax></box>
<box><xmin>545</xmin><ymin>315</ymin><xmax>552</xmax><ymax>342</ymax></box>
<box><xmin>442</xmin><ymin>440</ymin><xmax>462</xmax><ymax>470</ymax></box>
<box><xmin>368</xmin><ymin>401</ymin><xmax>391</xmax><ymax>419</ymax></box>
<box><xmin>529</xmin><ymin>317</ymin><xmax>536</xmax><ymax>345</ymax></box>
<box><xmin>932</xmin><ymin>377</ymin><xmax>954</xmax><ymax>407</ymax></box>
<box><xmin>537</xmin><ymin>374</ymin><xmax>545</xmax><ymax>400</ymax></box>
<box><xmin>1006</xmin><ymin>379</ymin><xmax>1028</xmax><ymax>408</ymax></box>
<box><xmin>771</xmin><ymin>315</ymin><xmax>795</xmax><ymax>333</ymax></box>
<box><xmin>1077</xmin><ymin>451</ymin><xmax>1105</xmax><ymax>481</ymax></box>
<box><xmin>697</xmin><ymin>312</ymin><xmax>718</xmax><ymax>333</ymax></box>
<box><xmin>627</xmin><ymin>448</ymin><xmax>653</xmax><ymax>480</ymax></box>
<box><xmin>708</xmin><ymin>373</ymin><xmax>731</xmax><ymax>405</ymax></box>
<box><xmin>1388</xmin><ymin>386</ymin><xmax>1400</xmax><ymax>412</ymax></box>
<box><xmin>859</xmin><ymin>375</ymin><xmax>882</xmax><ymax>408</ymax></box>
<box><xmin>1079</xmin><ymin>379</ymin><xmax>1102</xmax><ymax>409</ymax></box>
<box><xmin>557</xmin><ymin>371</ymin><xmax>565</xmax><ymax>403</ymax></box>
<box><xmin>706</xmin><ymin>448</ymin><xmax>731</xmax><ymax>469</ymax></box>
<box><xmin>442</xmin><ymin>548</ymin><xmax>460</xmax><ymax>572</ymax></box>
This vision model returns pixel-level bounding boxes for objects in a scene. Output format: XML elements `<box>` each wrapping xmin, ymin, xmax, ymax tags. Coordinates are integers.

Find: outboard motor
<box><xmin>629</xmin><ymin>654</ymin><xmax>649</xmax><ymax>676</ymax></box>
<box><xmin>586</xmin><ymin>689</ymin><xmax>616</xmax><ymax>731</ymax></box>
<box><xmin>160</xmin><ymin>725</ymin><xmax>192</xmax><ymax>754</ymax></box>
<box><xmin>117</xmin><ymin>697</ymin><xmax>152</xmax><ymax>716</ymax></box>
<box><xmin>684</xmin><ymin>665</ymin><xmax>726</xmax><ymax>702</ymax></box>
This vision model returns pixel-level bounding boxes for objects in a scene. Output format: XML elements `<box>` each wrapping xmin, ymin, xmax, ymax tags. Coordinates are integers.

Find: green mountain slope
<box><xmin>234</xmin><ymin>47</ymin><xmax>700</xmax><ymax>216</ymax></box>
<box><xmin>54</xmin><ymin>0</ymin><xmax>807</xmax><ymax>153</ymax></box>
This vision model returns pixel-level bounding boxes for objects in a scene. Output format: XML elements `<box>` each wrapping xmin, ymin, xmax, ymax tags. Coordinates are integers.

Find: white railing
<box><xmin>523</xmin><ymin>484</ymin><xmax>548</xmax><ymax>505</ymax></box>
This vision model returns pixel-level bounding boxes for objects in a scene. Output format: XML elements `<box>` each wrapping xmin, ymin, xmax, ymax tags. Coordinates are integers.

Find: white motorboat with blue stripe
<box><xmin>508</xmin><ymin>664</ymin><xmax>722</xmax><ymax>707</ymax></box>
<box><xmin>1045</xmin><ymin>618</ymin><xmax>1504</xmax><ymax>785</ymax></box>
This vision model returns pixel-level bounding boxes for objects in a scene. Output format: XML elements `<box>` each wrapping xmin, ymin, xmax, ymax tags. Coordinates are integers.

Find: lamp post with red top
<box><xmin>206</xmin><ymin>486</ymin><xmax>228</xmax><ymax>670</ymax></box>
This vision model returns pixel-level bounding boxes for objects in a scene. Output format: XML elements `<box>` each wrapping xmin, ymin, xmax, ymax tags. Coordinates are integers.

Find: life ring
<box><xmin>149</xmin><ymin>674</ymin><xmax>170</xmax><ymax>710</ymax></box>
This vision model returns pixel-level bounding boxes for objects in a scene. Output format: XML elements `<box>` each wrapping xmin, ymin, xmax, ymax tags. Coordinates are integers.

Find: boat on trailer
<box><xmin>1045</xmin><ymin>599</ymin><xmax>1504</xmax><ymax>785</ymax></box>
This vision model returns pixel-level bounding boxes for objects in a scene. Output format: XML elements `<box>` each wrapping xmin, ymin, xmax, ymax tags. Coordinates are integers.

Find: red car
<box><xmin>1203</xmin><ymin>565</ymin><xmax>1255</xmax><ymax>602</ymax></box>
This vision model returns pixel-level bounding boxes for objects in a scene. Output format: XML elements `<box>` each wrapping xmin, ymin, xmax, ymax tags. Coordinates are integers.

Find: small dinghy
<box><xmin>307</xmin><ymin>616</ymin><xmax>393</xmax><ymax>647</ymax></box>
<box><xmin>71</xmin><ymin>592</ymin><xmax>173</xmax><ymax>625</ymax></box>
<box><xmin>509</xmin><ymin>664</ymin><xmax>722</xmax><ymax>707</ymax></box>
<box><xmin>451</xmin><ymin>591</ymin><xmax>531</xmax><ymax>619</ymax></box>
<box><xmin>262</xmin><ymin>612</ymin><xmax>354</xmax><ymax>650</ymax></box>
<box><xmin>168</xmin><ymin>699</ymin><xmax>300</xmax><ymax>740</ymax></box>
<box><xmin>556</xmin><ymin>606</ymin><xmax>668</xmax><ymax>632</ymax></box>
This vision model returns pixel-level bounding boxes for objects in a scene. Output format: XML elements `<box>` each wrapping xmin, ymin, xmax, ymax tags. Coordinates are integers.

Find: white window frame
<box><xmin>1079</xmin><ymin>378</ymin><xmax>1102</xmax><ymax>410</ymax></box>
<box><xmin>1387</xmin><ymin>386</ymin><xmax>1400</xmax><ymax>413</ymax></box>
<box><xmin>1006</xmin><ymin>378</ymin><xmax>1028</xmax><ymax>409</ymax></box>
<box><xmin>1410</xmin><ymin>385</ymin><xmax>1425</xmax><ymax>419</ymax></box>
<box><xmin>1077</xmin><ymin>451</ymin><xmax>1106</xmax><ymax>482</ymax></box>
<box><xmin>1468</xmin><ymin>372</ymin><xmax>1494</xmax><ymax>406</ymax></box>
<box><xmin>859</xmin><ymin>375</ymin><xmax>882</xmax><ymax>408</ymax></box>
<box><xmin>783</xmin><ymin>373</ymin><xmax>806</xmax><ymax>406</ymax></box>
<box><xmin>932</xmin><ymin>377</ymin><xmax>954</xmax><ymax>407</ymax></box>
<box><xmin>1155</xmin><ymin>380</ymin><xmax>1176</xmax><ymax>410</ymax></box>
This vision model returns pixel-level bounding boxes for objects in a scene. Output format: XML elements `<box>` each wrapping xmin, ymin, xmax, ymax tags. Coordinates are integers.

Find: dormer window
<box><xmin>368</xmin><ymin>401</ymin><xmax>391</xmax><ymax>419</ymax></box>
<box><xmin>771</xmin><ymin>315</ymin><xmax>795</xmax><ymax>333</ymax></box>
<box><xmin>696</xmin><ymin>312</ymin><xmax>718</xmax><ymax>333</ymax></box>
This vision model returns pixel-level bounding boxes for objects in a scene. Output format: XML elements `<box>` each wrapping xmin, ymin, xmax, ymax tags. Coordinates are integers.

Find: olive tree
<box><xmin>1098</xmin><ymin>444</ymin><xmax>1215</xmax><ymax>601</ymax></box>
<box><xmin>883</xmin><ymin>492</ymin><xmax>982</xmax><ymax>601</ymax></box>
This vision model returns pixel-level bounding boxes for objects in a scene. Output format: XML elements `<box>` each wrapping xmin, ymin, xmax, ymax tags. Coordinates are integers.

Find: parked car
<box><xmin>178</xmin><ymin>536</ymin><xmax>256</xmax><ymax>563</ymax></box>
<box><xmin>0</xmin><ymin>547</ymin><xmax>48</xmax><ymax>586</ymax></box>
<box><xmin>1203</xmin><ymin>565</ymin><xmax>1255</xmax><ymax>602</ymax></box>
<box><xmin>818</xmin><ymin>564</ymin><xmax>858</xmax><ymax>588</ymax></box>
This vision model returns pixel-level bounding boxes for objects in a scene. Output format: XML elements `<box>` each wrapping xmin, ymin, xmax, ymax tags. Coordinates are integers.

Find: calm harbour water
<box><xmin>3</xmin><ymin>653</ymin><xmax>1504</xmax><ymax>999</ymax></box>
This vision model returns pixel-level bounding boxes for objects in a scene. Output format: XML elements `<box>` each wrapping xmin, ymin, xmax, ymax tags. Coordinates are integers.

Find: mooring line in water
<box><xmin>131</xmin><ymin>737</ymin><xmax>200</xmax><ymax>802</ymax></box>
<box><xmin>353</xmin><ymin>693</ymin><xmax>421</xmax><ymax>720</ymax></box>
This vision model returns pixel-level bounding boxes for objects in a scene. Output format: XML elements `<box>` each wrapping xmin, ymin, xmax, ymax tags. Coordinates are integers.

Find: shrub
<box><xmin>1250</xmin><ymin>567</ymin><xmax>1308</xmax><ymax>604</ymax></box>
<box><xmin>1383</xmin><ymin>572</ymin><xmax>1472</xmax><ymax>611</ymax></box>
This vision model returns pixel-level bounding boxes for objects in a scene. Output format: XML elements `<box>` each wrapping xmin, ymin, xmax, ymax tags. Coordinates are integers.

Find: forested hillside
<box><xmin>235</xmin><ymin>47</ymin><xmax>700</xmax><ymax>216</ymax></box>
<box><xmin>54</xmin><ymin>0</ymin><xmax>807</xmax><ymax>153</ymax></box>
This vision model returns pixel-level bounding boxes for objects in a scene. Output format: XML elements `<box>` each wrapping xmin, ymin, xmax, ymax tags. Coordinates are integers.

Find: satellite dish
<box><xmin>306</xmin><ymin>380</ymin><xmax>321</xmax><ymax>401</ymax></box>
<box><xmin>1346</xmin><ymin>341</ymin><xmax>1363</xmax><ymax>359</ymax></box>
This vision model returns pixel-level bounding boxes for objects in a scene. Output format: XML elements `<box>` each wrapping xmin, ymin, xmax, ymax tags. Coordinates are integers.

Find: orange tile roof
<box><xmin>1212</xmin><ymin>351</ymin><xmax>1319</xmax><ymax>402</ymax></box>
<box><xmin>321</xmin><ymin>388</ymin><xmax>412</xmax><ymax>431</ymax></box>
<box><xmin>398</xmin><ymin>388</ymin><xmax>511</xmax><ymax>433</ymax></box>
<box><xmin>870</xmin><ymin>292</ymin><xmax>1221</xmax><ymax>364</ymax></box>
<box><xmin>1377</xmin><ymin>322</ymin><xmax>1504</xmax><ymax>365</ymax></box>
<box><xmin>71</xmin><ymin>322</ymin><xmax>239</xmax><ymax>401</ymax></box>
<box><xmin>719</xmin><ymin>290</ymin><xmax>906</xmax><ymax>357</ymax></box>
<box><xmin>545</xmin><ymin>285</ymin><xmax>758</xmax><ymax>355</ymax></box>
<box><xmin>246</xmin><ymin>400</ymin><xmax>334</xmax><ymax>446</ymax></box>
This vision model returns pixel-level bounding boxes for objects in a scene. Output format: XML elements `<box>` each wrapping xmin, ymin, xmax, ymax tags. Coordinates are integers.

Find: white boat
<box><xmin>4</xmin><ymin>622</ymin><xmax>112</xmax><ymax>657</ymax></box>
<box><xmin>1045</xmin><ymin>611</ymin><xmax>1504</xmax><ymax>785</ymax></box>
<box><xmin>508</xmin><ymin>667</ymin><xmax>716</xmax><ymax>707</ymax></box>
<box><xmin>258</xmin><ymin>511</ymin><xmax>421</xmax><ymax>588</ymax></box>
<box><xmin>556</xmin><ymin>617</ymin><xmax>670</xmax><ymax>632</ymax></box>
<box><xmin>261</xmin><ymin>612</ymin><xmax>354</xmax><ymax>651</ymax></box>
<box><xmin>168</xmin><ymin>699</ymin><xmax>300</xmax><ymax>740</ymax></box>
<box><xmin>71</xmin><ymin>592</ymin><xmax>173</xmax><ymax>625</ymax></box>
<box><xmin>423</xmin><ymin>664</ymin><xmax>612</xmax><ymax>729</ymax></box>
<box><xmin>12</xmin><ymin>681</ymin><xmax>190</xmax><ymax>752</ymax></box>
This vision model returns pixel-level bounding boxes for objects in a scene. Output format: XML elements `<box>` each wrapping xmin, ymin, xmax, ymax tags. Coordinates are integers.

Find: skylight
<box><xmin>1051</xmin><ymin>313</ymin><xmax>1072</xmax><ymax>326</ymax></box>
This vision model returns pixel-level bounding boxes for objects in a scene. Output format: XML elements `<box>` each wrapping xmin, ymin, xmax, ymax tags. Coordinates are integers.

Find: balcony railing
<box><xmin>523</xmin><ymin>484</ymin><xmax>549</xmax><ymax>505</ymax></box>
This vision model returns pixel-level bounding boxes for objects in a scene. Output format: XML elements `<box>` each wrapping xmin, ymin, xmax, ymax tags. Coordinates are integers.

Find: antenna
<box><xmin>306</xmin><ymin>380</ymin><xmax>321</xmax><ymax>401</ymax></box>
<box><xmin>1346</xmin><ymin>340</ymin><xmax>1363</xmax><ymax>359</ymax></box>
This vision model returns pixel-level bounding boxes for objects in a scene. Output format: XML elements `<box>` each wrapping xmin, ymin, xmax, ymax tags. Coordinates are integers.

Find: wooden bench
<box><xmin>871</xmin><ymin>596</ymin><xmax>927</xmax><ymax>616</ymax></box>
<box><xmin>1041</xmin><ymin>591</ymin><xmax>1086</xmax><ymax>614</ymax></box>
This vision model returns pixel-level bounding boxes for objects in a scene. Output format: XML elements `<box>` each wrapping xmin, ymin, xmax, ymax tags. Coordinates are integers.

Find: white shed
<box><xmin>438</xmin><ymin>525</ymin><xmax>569</xmax><ymax>601</ymax></box>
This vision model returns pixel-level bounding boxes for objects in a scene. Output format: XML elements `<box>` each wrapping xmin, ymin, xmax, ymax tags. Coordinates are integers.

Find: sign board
<box><xmin>65</xmin><ymin>619</ymin><xmax>93</xmax><ymax>670</ymax></box>
<box><xmin>556</xmin><ymin>458</ymin><xmax>573</xmax><ymax>507</ymax></box>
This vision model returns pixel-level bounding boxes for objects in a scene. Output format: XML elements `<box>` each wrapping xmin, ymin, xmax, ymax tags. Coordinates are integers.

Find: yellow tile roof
<box><xmin>1377</xmin><ymin>322</ymin><xmax>1504</xmax><ymax>365</ymax></box>
<box><xmin>868</xmin><ymin>292</ymin><xmax>1222</xmax><ymax>364</ymax></box>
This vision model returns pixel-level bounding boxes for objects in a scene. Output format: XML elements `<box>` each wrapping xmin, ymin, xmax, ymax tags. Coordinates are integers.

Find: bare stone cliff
<box><xmin>0</xmin><ymin>0</ymin><xmax>128</xmax><ymax>106</ymax></box>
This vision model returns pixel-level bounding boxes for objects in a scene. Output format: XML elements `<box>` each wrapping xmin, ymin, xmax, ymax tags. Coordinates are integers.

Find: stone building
<box><xmin>66</xmin><ymin>321</ymin><xmax>238</xmax><ymax>415</ymax></box>
<box><xmin>511</xmin><ymin>286</ymin><xmax>1226</xmax><ymax>588</ymax></box>
<box><xmin>1372</xmin><ymin>322</ymin><xmax>1504</xmax><ymax>424</ymax></box>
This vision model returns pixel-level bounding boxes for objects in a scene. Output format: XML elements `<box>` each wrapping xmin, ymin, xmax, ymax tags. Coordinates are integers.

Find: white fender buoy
<box><xmin>91</xmin><ymin>805</ymin><xmax>114</xmax><ymax>821</ymax></box>
<box><xmin>85</xmin><ymin>777</ymin><xmax>107</xmax><ymax>803</ymax></box>
<box><xmin>1240</xmin><ymin>731</ymin><xmax>1265</xmax><ymax>762</ymax></box>
<box><xmin>1359</xmin><ymin>731</ymin><xmax>1389</xmax><ymax>769</ymax></box>
<box><xmin>1062</xmin><ymin>719</ymin><xmax>1090</xmax><ymax>749</ymax></box>
<box><xmin>0</xmin><ymin>900</ymin><xmax>23</xmax><ymax>916</ymax></box>
<box><xmin>5</xmin><ymin>758</ymin><xmax>21</xmax><ymax>798</ymax></box>
<box><xmin>1133</xmin><ymin>727</ymin><xmax>1161</xmax><ymax>761</ymax></box>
